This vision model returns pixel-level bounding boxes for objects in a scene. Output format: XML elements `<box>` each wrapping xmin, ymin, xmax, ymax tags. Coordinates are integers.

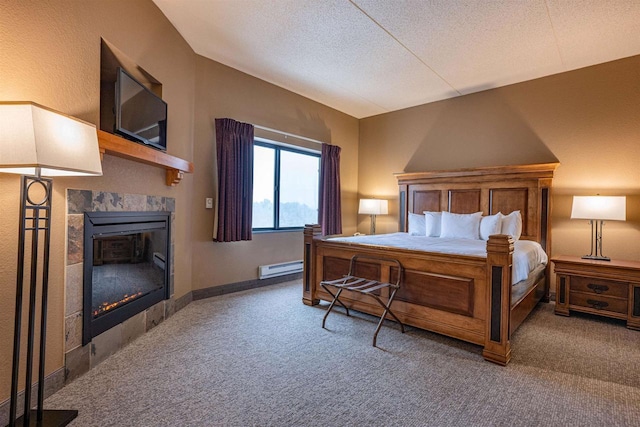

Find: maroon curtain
<box><xmin>318</xmin><ymin>143</ymin><xmax>342</xmax><ymax>235</ymax></box>
<box><xmin>215</xmin><ymin>118</ymin><xmax>254</xmax><ymax>242</ymax></box>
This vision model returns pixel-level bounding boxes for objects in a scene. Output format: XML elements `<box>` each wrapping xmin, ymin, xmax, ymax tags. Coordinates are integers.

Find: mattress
<box><xmin>511</xmin><ymin>263</ymin><xmax>546</xmax><ymax>304</ymax></box>
<box><xmin>328</xmin><ymin>232</ymin><xmax>548</xmax><ymax>285</ymax></box>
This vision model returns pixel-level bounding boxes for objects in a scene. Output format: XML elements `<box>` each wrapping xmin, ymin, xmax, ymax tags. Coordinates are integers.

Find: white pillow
<box><xmin>440</xmin><ymin>211</ymin><xmax>482</xmax><ymax>240</ymax></box>
<box><xmin>500</xmin><ymin>211</ymin><xmax>522</xmax><ymax>240</ymax></box>
<box><xmin>408</xmin><ymin>212</ymin><xmax>426</xmax><ymax>236</ymax></box>
<box><xmin>423</xmin><ymin>211</ymin><xmax>442</xmax><ymax>237</ymax></box>
<box><xmin>480</xmin><ymin>213</ymin><xmax>502</xmax><ymax>240</ymax></box>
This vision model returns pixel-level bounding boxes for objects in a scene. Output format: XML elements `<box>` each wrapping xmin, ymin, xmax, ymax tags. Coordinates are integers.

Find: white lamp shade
<box><xmin>571</xmin><ymin>196</ymin><xmax>626</xmax><ymax>221</ymax></box>
<box><xmin>359</xmin><ymin>199</ymin><xmax>388</xmax><ymax>215</ymax></box>
<box><xmin>0</xmin><ymin>102</ymin><xmax>102</xmax><ymax>176</ymax></box>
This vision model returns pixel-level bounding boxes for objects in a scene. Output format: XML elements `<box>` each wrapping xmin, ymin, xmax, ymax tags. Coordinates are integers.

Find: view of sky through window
<box><xmin>252</xmin><ymin>145</ymin><xmax>275</xmax><ymax>228</ymax></box>
<box><xmin>252</xmin><ymin>143</ymin><xmax>319</xmax><ymax>229</ymax></box>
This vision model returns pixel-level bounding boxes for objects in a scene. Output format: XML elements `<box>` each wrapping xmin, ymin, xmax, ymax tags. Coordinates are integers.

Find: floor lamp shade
<box><xmin>0</xmin><ymin>101</ymin><xmax>103</xmax><ymax>176</ymax></box>
<box><xmin>0</xmin><ymin>102</ymin><xmax>102</xmax><ymax>427</ymax></box>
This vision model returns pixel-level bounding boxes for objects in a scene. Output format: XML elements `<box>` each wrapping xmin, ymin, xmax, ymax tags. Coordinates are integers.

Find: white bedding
<box><xmin>328</xmin><ymin>233</ymin><xmax>547</xmax><ymax>285</ymax></box>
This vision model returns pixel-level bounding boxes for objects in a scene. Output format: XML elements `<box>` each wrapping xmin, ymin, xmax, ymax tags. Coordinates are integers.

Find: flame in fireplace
<box><xmin>93</xmin><ymin>291</ymin><xmax>144</xmax><ymax>317</ymax></box>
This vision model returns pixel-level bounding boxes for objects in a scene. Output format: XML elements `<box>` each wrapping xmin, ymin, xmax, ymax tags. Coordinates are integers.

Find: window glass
<box><xmin>252</xmin><ymin>145</ymin><xmax>275</xmax><ymax>228</ymax></box>
<box><xmin>252</xmin><ymin>141</ymin><xmax>320</xmax><ymax>230</ymax></box>
<box><xmin>279</xmin><ymin>150</ymin><xmax>319</xmax><ymax>228</ymax></box>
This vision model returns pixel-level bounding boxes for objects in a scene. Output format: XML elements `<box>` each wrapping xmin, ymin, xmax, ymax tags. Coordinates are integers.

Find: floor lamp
<box><xmin>0</xmin><ymin>102</ymin><xmax>103</xmax><ymax>427</ymax></box>
<box><xmin>571</xmin><ymin>195</ymin><xmax>626</xmax><ymax>261</ymax></box>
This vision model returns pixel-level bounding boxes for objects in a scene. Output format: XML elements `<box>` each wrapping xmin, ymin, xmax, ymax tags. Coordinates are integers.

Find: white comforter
<box><xmin>328</xmin><ymin>233</ymin><xmax>547</xmax><ymax>284</ymax></box>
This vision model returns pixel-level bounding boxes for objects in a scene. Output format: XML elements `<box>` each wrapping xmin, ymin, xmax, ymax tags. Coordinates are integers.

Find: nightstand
<box><xmin>553</xmin><ymin>256</ymin><xmax>640</xmax><ymax>330</ymax></box>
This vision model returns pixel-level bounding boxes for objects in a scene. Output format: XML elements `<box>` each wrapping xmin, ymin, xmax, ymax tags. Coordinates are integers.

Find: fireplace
<box><xmin>83</xmin><ymin>211</ymin><xmax>171</xmax><ymax>345</ymax></box>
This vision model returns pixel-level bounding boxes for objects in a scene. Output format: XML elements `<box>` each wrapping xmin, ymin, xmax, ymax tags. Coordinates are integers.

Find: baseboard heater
<box><xmin>258</xmin><ymin>260</ymin><xmax>303</xmax><ymax>279</ymax></box>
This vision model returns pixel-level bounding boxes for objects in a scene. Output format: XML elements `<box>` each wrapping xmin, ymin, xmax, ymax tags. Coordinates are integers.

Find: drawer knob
<box><xmin>587</xmin><ymin>283</ymin><xmax>609</xmax><ymax>294</ymax></box>
<box><xmin>586</xmin><ymin>299</ymin><xmax>609</xmax><ymax>310</ymax></box>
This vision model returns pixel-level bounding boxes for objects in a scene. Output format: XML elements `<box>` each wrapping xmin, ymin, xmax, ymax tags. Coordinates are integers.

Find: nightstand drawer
<box><xmin>570</xmin><ymin>276</ymin><xmax>628</xmax><ymax>298</ymax></box>
<box><xmin>569</xmin><ymin>292</ymin><xmax>627</xmax><ymax>315</ymax></box>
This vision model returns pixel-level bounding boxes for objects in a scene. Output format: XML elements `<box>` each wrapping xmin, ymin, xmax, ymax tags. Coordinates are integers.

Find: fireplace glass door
<box><xmin>83</xmin><ymin>211</ymin><xmax>170</xmax><ymax>344</ymax></box>
<box><xmin>92</xmin><ymin>229</ymin><xmax>166</xmax><ymax>318</ymax></box>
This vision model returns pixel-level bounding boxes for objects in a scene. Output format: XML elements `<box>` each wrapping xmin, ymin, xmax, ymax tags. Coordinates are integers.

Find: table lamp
<box><xmin>358</xmin><ymin>198</ymin><xmax>388</xmax><ymax>235</ymax></box>
<box><xmin>571</xmin><ymin>195</ymin><xmax>626</xmax><ymax>261</ymax></box>
<box><xmin>0</xmin><ymin>101</ymin><xmax>102</xmax><ymax>426</ymax></box>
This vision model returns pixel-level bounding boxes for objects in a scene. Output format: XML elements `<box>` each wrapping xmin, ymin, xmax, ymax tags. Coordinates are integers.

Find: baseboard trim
<box><xmin>0</xmin><ymin>367</ymin><xmax>66</xmax><ymax>427</ymax></box>
<box><xmin>192</xmin><ymin>272</ymin><xmax>302</xmax><ymax>301</ymax></box>
<box><xmin>174</xmin><ymin>289</ymin><xmax>193</xmax><ymax>312</ymax></box>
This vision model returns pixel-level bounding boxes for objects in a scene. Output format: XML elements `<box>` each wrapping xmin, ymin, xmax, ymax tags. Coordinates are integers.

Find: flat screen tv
<box><xmin>115</xmin><ymin>67</ymin><xmax>167</xmax><ymax>151</ymax></box>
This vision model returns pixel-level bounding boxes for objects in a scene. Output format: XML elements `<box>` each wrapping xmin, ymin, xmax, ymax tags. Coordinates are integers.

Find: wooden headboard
<box><xmin>395</xmin><ymin>163</ymin><xmax>559</xmax><ymax>253</ymax></box>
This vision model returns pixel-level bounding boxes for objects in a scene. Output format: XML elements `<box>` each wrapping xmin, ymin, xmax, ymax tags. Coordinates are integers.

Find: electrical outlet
<box><xmin>205</xmin><ymin>198</ymin><xmax>213</xmax><ymax>209</ymax></box>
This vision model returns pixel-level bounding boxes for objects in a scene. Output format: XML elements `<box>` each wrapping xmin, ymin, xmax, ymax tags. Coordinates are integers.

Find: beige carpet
<box><xmin>45</xmin><ymin>280</ymin><xmax>640</xmax><ymax>426</ymax></box>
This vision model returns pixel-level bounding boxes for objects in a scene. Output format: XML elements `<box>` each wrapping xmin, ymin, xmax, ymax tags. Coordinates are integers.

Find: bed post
<box><xmin>482</xmin><ymin>234</ymin><xmax>514</xmax><ymax>365</ymax></box>
<box><xmin>398</xmin><ymin>184</ymin><xmax>408</xmax><ymax>232</ymax></box>
<box><xmin>303</xmin><ymin>224</ymin><xmax>322</xmax><ymax>306</ymax></box>
<box><xmin>540</xmin><ymin>184</ymin><xmax>552</xmax><ymax>303</ymax></box>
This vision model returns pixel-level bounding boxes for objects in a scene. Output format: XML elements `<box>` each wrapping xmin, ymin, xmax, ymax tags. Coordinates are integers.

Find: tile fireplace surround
<box><xmin>64</xmin><ymin>189</ymin><xmax>184</xmax><ymax>383</ymax></box>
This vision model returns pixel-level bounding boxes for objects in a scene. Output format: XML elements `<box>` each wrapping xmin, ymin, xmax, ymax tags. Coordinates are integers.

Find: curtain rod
<box><xmin>253</xmin><ymin>124</ymin><xmax>325</xmax><ymax>145</ymax></box>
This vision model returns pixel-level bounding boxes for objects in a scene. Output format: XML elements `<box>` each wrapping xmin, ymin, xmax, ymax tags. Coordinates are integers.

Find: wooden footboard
<box><xmin>303</xmin><ymin>225</ymin><xmax>521</xmax><ymax>365</ymax></box>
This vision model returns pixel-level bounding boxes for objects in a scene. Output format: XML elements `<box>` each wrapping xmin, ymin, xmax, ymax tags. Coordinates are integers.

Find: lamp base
<box><xmin>581</xmin><ymin>255</ymin><xmax>611</xmax><ymax>261</ymax></box>
<box><xmin>9</xmin><ymin>409</ymin><xmax>78</xmax><ymax>427</ymax></box>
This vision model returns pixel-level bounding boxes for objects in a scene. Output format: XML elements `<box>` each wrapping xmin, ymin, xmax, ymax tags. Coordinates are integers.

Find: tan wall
<box><xmin>0</xmin><ymin>0</ymin><xmax>196</xmax><ymax>402</ymax></box>
<box><xmin>0</xmin><ymin>0</ymin><xmax>359</xmax><ymax>403</ymax></box>
<box><xmin>191</xmin><ymin>57</ymin><xmax>359</xmax><ymax>289</ymax></box>
<box><xmin>360</xmin><ymin>55</ymin><xmax>640</xmax><ymax>276</ymax></box>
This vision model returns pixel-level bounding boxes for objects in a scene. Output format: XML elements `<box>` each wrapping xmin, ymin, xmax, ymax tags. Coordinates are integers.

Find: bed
<box><xmin>302</xmin><ymin>163</ymin><xmax>559</xmax><ymax>365</ymax></box>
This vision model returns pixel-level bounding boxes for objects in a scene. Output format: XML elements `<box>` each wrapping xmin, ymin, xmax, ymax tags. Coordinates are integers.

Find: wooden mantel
<box><xmin>97</xmin><ymin>130</ymin><xmax>194</xmax><ymax>186</ymax></box>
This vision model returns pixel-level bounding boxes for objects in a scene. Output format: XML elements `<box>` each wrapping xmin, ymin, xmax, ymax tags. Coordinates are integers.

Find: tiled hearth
<box><xmin>64</xmin><ymin>189</ymin><xmax>184</xmax><ymax>382</ymax></box>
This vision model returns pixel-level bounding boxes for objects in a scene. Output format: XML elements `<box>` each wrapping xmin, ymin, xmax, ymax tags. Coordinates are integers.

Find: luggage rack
<box><xmin>320</xmin><ymin>255</ymin><xmax>405</xmax><ymax>346</ymax></box>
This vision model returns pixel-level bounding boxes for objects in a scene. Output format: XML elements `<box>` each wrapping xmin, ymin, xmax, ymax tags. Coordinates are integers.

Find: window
<box><xmin>252</xmin><ymin>141</ymin><xmax>320</xmax><ymax>230</ymax></box>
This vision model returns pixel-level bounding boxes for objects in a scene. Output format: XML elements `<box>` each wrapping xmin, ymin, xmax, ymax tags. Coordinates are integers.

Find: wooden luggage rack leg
<box><xmin>320</xmin><ymin>255</ymin><xmax>405</xmax><ymax>347</ymax></box>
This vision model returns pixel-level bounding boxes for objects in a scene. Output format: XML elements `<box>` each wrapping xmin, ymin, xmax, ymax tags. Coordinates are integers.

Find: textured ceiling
<box><xmin>152</xmin><ymin>0</ymin><xmax>640</xmax><ymax>119</ymax></box>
